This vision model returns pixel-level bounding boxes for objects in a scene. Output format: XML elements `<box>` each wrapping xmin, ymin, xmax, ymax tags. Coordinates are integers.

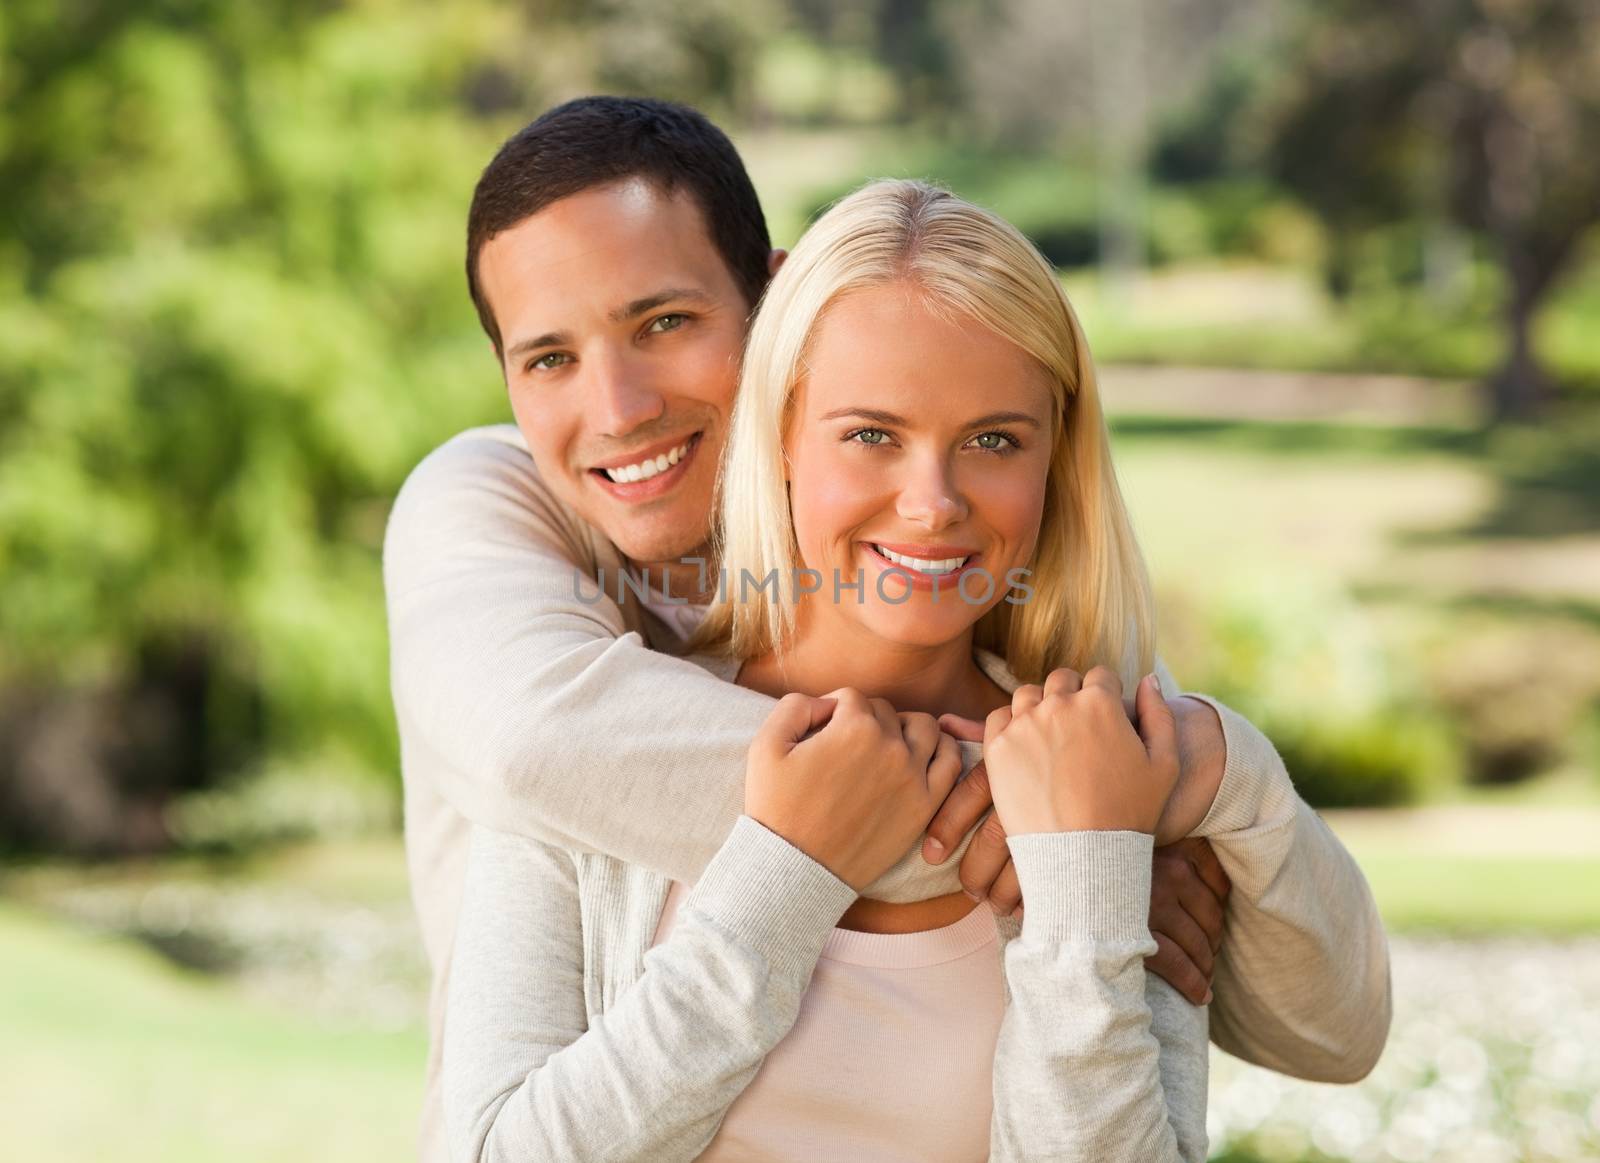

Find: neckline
<box><xmin>820</xmin><ymin>899</ymin><xmax>998</xmax><ymax>968</ymax></box>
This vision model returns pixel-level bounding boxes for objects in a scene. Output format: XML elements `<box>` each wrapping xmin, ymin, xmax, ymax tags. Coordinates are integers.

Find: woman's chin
<box><xmin>848</xmin><ymin>605</ymin><xmax>987</xmax><ymax>651</ymax></box>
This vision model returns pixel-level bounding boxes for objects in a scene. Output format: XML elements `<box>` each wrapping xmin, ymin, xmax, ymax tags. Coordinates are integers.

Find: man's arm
<box><xmin>385</xmin><ymin>426</ymin><xmax>769</xmax><ymax>885</ymax></box>
<box><xmin>1178</xmin><ymin>692</ymin><xmax>1393</xmax><ymax>1083</ymax></box>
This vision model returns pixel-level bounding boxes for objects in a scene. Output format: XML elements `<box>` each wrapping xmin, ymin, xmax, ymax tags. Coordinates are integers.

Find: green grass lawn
<box><xmin>0</xmin><ymin>900</ymin><xmax>425</xmax><ymax>1163</ymax></box>
<box><xmin>1326</xmin><ymin>806</ymin><xmax>1600</xmax><ymax>936</ymax></box>
<box><xmin>1353</xmin><ymin>852</ymin><xmax>1600</xmax><ymax>935</ymax></box>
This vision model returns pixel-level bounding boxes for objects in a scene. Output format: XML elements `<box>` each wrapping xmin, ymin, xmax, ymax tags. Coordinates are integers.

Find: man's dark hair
<box><xmin>466</xmin><ymin>96</ymin><xmax>772</xmax><ymax>355</ymax></box>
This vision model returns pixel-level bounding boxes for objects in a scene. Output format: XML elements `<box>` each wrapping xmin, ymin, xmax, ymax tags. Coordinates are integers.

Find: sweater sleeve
<box><xmin>443</xmin><ymin>815</ymin><xmax>857</xmax><ymax>1163</ymax></box>
<box><xmin>1179</xmin><ymin>691</ymin><xmax>1393</xmax><ymax>1083</ymax></box>
<box><xmin>383</xmin><ymin>427</ymin><xmax>773</xmax><ymax>884</ymax></box>
<box><xmin>989</xmin><ymin>831</ymin><xmax>1209</xmax><ymax>1163</ymax></box>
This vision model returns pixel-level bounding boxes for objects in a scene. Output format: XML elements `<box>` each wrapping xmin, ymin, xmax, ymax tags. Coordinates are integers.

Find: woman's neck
<box><xmin>737</xmin><ymin>613</ymin><xmax>1007</xmax><ymax>722</ymax></box>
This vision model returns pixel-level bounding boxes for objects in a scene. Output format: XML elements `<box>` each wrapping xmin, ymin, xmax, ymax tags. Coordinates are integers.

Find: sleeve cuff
<box><xmin>1006</xmin><ymin>830</ymin><xmax>1154</xmax><ymax>944</ymax></box>
<box><xmin>1181</xmin><ymin>693</ymin><xmax>1298</xmax><ymax>838</ymax></box>
<box><xmin>682</xmin><ymin>815</ymin><xmax>858</xmax><ymax>981</ymax></box>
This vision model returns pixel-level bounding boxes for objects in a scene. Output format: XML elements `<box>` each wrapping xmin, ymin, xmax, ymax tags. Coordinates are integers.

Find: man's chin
<box><xmin>609</xmin><ymin>529</ymin><xmax>713</xmax><ymax>572</ymax></box>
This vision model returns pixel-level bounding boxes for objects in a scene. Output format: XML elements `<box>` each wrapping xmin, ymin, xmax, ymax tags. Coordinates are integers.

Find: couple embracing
<box><xmin>384</xmin><ymin>96</ymin><xmax>1391</xmax><ymax>1162</ymax></box>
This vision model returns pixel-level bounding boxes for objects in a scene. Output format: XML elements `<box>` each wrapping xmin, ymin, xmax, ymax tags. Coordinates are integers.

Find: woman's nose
<box><xmin>896</xmin><ymin>457</ymin><xmax>969</xmax><ymax>530</ymax></box>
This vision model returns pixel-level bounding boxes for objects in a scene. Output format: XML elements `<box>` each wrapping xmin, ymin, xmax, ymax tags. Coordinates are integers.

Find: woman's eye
<box><xmin>528</xmin><ymin>352</ymin><xmax>571</xmax><ymax>372</ymax></box>
<box><xmin>648</xmin><ymin>313</ymin><xmax>687</xmax><ymax>334</ymax></box>
<box><xmin>970</xmin><ymin>431</ymin><xmax>1016</xmax><ymax>452</ymax></box>
<box><xmin>848</xmin><ymin>428</ymin><xmax>890</xmax><ymax>446</ymax></box>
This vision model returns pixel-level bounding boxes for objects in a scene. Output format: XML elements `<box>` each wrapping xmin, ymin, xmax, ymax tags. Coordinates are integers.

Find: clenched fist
<box><xmin>983</xmin><ymin>666</ymin><xmax>1179</xmax><ymax>837</ymax></box>
<box><xmin>746</xmin><ymin>688</ymin><xmax>964</xmax><ymax>890</ymax></box>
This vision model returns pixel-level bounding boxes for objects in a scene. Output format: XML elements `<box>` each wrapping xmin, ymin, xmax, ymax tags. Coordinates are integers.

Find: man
<box><xmin>384</xmin><ymin>96</ymin><xmax>1391</xmax><ymax>1161</ymax></box>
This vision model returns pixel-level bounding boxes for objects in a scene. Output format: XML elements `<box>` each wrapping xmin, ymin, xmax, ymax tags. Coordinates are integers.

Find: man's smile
<box><xmin>589</xmin><ymin>431</ymin><xmax>704</xmax><ymax>500</ymax></box>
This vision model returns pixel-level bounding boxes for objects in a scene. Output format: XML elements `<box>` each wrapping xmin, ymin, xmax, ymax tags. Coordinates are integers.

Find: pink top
<box><xmin>650</xmin><ymin>879</ymin><xmax>1006</xmax><ymax>1162</ymax></box>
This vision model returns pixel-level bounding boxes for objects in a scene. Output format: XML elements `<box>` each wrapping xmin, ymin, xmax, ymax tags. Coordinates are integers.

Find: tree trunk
<box><xmin>1488</xmin><ymin>275</ymin><xmax>1548</xmax><ymax>423</ymax></box>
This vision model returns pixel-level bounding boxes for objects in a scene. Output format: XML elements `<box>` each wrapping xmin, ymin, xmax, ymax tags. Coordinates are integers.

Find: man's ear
<box><xmin>767</xmin><ymin>248</ymin><xmax>788</xmax><ymax>276</ymax></box>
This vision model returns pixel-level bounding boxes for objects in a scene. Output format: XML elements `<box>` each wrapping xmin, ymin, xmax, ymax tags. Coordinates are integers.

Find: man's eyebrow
<box><xmin>505</xmin><ymin>330</ymin><xmax>570</xmax><ymax>363</ymax></box>
<box><xmin>503</xmin><ymin>289</ymin><xmax>716</xmax><ymax>362</ymax></box>
<box><xmin>818</xmin><ymin>407</ymin><xmax>1043</xmax><ymax>429</ymax></box>
<box><xmin>609</xmin><ymin>287</ymin><xmax>714</xmax><ymax>323</ymax></box>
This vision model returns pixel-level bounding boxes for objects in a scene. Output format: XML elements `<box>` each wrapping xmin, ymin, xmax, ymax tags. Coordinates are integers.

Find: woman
<box><xmin>442</xmin><ymin>179</ymin><xmax>1214</xmax><ymax>1161</ymax></box>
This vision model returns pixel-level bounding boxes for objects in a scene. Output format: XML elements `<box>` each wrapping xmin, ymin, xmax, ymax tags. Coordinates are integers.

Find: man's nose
<box><xmin>589</xmin><ymin>350</ymin><xmax>666</xmax><ymax>438</ymax></box>
<box><xmin>896</xmin><ymin>455</ymin><xmax>969</xmax><ymax>530</ymax></box>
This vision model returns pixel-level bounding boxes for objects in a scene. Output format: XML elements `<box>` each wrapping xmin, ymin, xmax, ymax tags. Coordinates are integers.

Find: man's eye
<box><xmin>648</xmin><ymin>313</ymin><xmax>687</xmax><ymax>334</ymax></box>
<box><xmin>847</xmin><ymin>428</ymin><xmax>890</xmax><ymax>446</ymax></box>
<box><xmin>528</xmin><ymin>353</ymin><xmax>571</xmax><ymax>372</ymax></box>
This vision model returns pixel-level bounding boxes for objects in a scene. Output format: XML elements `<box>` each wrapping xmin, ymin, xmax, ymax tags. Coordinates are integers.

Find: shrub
<box><xmin>1158</xmin><ymin>577</ymin><xmax>1454</xmax><ymax>808</ymax></box>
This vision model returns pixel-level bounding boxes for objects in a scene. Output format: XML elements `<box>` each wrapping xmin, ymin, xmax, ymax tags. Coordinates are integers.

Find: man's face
<box><xmin>477</xmin><ymin>178</ymin><xmax>752</xmax><ymax>566</ymax></box>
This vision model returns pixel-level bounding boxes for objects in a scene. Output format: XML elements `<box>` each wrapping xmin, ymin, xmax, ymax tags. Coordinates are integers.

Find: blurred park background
<box><xmin>2</xmin><ymin>0</ymin><xmax>1597</xmax><ymax>1159</ymax></box>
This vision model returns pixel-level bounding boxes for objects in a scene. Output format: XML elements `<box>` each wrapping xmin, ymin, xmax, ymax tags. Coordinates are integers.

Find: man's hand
<box><xmin>927</xmin><ymin>715</ymin><xmax>1023</xmax><ymax>916</ymax></box>
<box><xmin>1156</xmin><ymin>696</ymin><xmax>1227</xmax><ymax>844</ymax></box>
<box><xmin>1147</xmin><ymin>837</ymin><xmax>1231</xmax><ymax>1005</ymax></box>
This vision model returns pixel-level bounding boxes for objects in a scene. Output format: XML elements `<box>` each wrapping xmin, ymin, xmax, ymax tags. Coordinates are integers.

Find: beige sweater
<box><xmin>383</xmin><ymin>425</ymin><xmax>1393</xmax><ymax>1161</ymax></box>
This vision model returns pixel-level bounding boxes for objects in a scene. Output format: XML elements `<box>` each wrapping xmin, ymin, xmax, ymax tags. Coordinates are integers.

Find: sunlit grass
<box><xmin>0</xmin><ymin>901</ymin><xmax>424</xmax><ymax>1163</ymax></box>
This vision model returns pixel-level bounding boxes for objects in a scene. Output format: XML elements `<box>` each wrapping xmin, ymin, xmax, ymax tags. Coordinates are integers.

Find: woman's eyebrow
<box><xmin>818</xmin><ymin>407</ymin><xmax>907</xmax><ymax>424</ymax></box>
<box><xmin>964</xmin><ymin>411</ymin><xmax>1042</xmax><ymax>429</ymax></box>
<box><xmin>817</xmin><ymin>407</ymin><xmax>1042</xmax><ymax>430</ymax></box>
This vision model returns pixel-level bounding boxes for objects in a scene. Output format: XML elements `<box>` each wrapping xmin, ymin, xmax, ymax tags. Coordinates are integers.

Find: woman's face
<box><xmin>785</xmin><ymin>281</ymin><xmax>1057</xmax><ymax>651</ymax></box>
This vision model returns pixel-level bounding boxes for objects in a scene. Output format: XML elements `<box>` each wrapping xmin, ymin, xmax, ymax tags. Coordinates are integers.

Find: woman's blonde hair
<box><xmin>691</xmin><ymin>178</ymin><xmax>1155</xmax><ymax>687</ymax></box>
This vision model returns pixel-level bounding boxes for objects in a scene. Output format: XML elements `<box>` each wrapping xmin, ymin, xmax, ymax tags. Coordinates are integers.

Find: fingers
<box><xmin>867</xmin><ymin>694</ymin><xmax>900</xmax><ymax>738</ymax></box>
<box><xmin>937</xmin><ymin>712</ymin><xmax>986</xmax><ymax>743</ymax></box>
<box><xmin>1176</xmin><ymin>870</ymin><xmax>1227</xmax><ymax>955</ymax></box>
<box><xmin>983</xmin><ymin>704</ymin><xmax>1013</xmax><ymax>747</ymax></box>
<box><xmin>1134</xmin><ymin>672</ymin><xmax>1179</xmax><ymax>770</ymax></box>
<box><xmin>900</xmin><ymin>711</ymin><xmax>941</xmax><ymax>768</ymax></box>
<box><xmin>757</xmin><ymin>691</ymin><xmax>837</xmax><ymax>753</ymax></box>
<box><xmin>1185</xmin><ymin>837</ymin><xmax>1232</xmax><ymax>903</ymax></box>
<box><xmin>985</xmin><ymin>858</ymin><xmax>1022</xmax><ymax>916</ymax></box>
<box><xmin>1080</xmin><ymin>664</ymin><xmax>1124</xmax><ymax>701</ymax></box>
<box><xmin>923</xmin><ymin>760</ymin><xmax>993</xmax><ymax>864</ymax></box>
<box><xmin>1151</xmin><ymin>889</ymin><xmax>1216</xmax><ymax>980</ymax></box>
<box><xmin>1010</xmin><ymin>682</ymin><xmax>1044</xmax><ymax>719</ymax></box>
<box><xmin>925</xmin><ymin>730</ymin><xmax>963</xmax><ymax>805</ymax></box>
<box><xmin>1042</xmin><ymin>667</ymin><xmax>1082</xmax><ymax>700</ymax></box>
<box><xmin>1144</xmin><ymin>932</ymin><xmax>1213</xmax><ymax>1007</ymax></box>
<box><xmin>958</xmin><ymin>812</ymin><xmax>1011</xmax><ymax>902</ymax></box>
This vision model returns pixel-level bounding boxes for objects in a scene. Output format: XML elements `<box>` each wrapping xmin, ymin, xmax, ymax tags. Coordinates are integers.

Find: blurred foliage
<box><xmin>0</xmin><ymin>1</ymin><xmax>536</xmax><ymax>850</ymax></box>
<box><xmin>1159</xmin><ymin>578</ymin><xmax>1454</xmax><ymax>808</ymax></box>
<box><xmin>2</xmin><ymin>0</ymin><xmax>1597</xmax><ymax>852</ymax></box>
<box><xmin>1259</xmin><ymin>0</ymin><xmax>1600</xmax><ymax>421</ymax></box>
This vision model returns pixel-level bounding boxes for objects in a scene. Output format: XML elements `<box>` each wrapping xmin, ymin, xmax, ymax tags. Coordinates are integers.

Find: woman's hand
<box><xmin>983</xmin><ymin>666</ymin><xmax>1179</xmax><ymax>837</ymax></box>
<box><xmin>746</xmin><ymin>689</ymin><xmax>964</xmax><ymax>890</ymax></box>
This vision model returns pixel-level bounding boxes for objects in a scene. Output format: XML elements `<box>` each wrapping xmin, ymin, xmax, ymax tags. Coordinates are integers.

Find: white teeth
<box><xmin>873</xmin><ymin>544</ymin><xmax>971</xmax><ymax>575</ymax></box>
<box><xmin>603</xmin><ymin>439</ymin><xmax>693</xmax><ymax>483</ymax></box>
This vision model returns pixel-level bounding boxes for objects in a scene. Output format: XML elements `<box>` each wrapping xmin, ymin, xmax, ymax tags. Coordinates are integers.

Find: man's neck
<box><xmin>628</xmin><ymin>548</ymin><xmax>718</xmax><ymax>604</ymax></box>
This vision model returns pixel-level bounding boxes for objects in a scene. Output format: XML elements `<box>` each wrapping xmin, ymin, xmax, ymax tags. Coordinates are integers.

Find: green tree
<box><xmin>0</xmin><ymin>0</ymin><xmax>526</xmax><ymax>850</ymax></box>
<box><xmin>1264</xmin><ymin>0</ymin><xmax>1600</xmax><ymax>422</ymax></box>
